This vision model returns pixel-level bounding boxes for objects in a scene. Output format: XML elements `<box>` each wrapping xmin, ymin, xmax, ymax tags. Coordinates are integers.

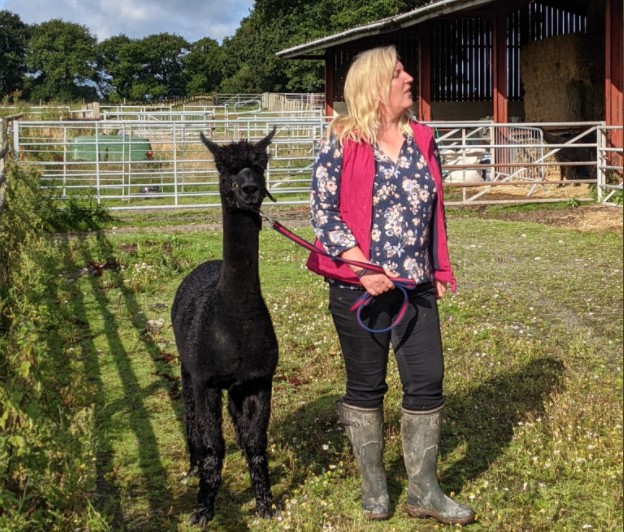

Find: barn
<box><xmin>277</xmin><ymin>0</ymin><xmax>623</xmax><ymax>171</ymax></box>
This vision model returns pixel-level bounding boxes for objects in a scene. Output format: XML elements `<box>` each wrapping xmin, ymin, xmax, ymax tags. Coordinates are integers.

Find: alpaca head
<box><xmin>200</xmin><ymin>128</ymin><xmax>277</xmax><ymax>213</ymax></box>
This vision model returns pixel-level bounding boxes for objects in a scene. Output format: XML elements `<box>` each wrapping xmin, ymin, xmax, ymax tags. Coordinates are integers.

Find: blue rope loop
<box><xmin>350</xmin><ymin>280</ymin><xmax>413</xmax><ymax>334</ymax></box>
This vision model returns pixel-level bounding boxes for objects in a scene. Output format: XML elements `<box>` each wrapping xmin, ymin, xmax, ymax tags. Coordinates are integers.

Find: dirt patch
<box><xmin>485</xmin><ymin>205</ymin><xmax>623</xmax><ymax>233</ymax></box>
<box><xmin>104</xmin><ymin>204</ymin><xmax>622</xmax><ymax>236</ymax></box>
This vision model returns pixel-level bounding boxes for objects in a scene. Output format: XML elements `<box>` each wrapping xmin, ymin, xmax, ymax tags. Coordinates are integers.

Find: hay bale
<box><xmin>521</xmin><ymin>33</ymin><xmax>603</xmax><ymax>121</ymax></box>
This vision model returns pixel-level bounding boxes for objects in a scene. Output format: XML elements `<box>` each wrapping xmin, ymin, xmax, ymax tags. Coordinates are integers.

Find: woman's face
<box><xmin>382</xmin><ymin>61</ymin><xmax>414</xmax><ymax>120</ymax></box>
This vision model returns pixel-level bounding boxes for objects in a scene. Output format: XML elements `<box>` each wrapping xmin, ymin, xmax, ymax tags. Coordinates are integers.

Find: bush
<box><xmin>0</xmin><ymin>164</ymin><xmax>105</xmax><ymax>529</ymax></box>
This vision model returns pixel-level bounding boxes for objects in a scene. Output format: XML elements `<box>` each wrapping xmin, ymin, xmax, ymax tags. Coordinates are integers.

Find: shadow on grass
<box><xmin>436</xmin><ymin>356</ymin><xmax>565</xmax><ymax>491</ymax></box>
<box><xmin>275</xmin><ymin>356</ymin><xmax>564</xmax><ymax>512</ymax></box>
<box><xmin>61</xmin><ymin>232</ymin><xmax>274</xmax><ymax>530</ymax></box>
<box><xmin>57</xmin><ymin>233</ymin><xmax>197</xmax><ymax>530</ymax></box>
<box><xmin>268</xmin><ymin>393</ymin><xmax>346</xmax><ymax>511</ymax></box>
<box><xmin>55</xmin><ymin>237</ymin><xmax>126</xmax><ymax>525</ymax></box>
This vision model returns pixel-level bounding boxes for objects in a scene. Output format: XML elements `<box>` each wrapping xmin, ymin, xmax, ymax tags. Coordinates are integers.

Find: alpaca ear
<box><xmin>200</xmin><ymin>132</ymin><xmax>220</xmax><ymax>157</ymax></box>
<box><xmin>255</xmin><ymin>127</ymin><xmax>277</xmax><ymax>151</ymax></box>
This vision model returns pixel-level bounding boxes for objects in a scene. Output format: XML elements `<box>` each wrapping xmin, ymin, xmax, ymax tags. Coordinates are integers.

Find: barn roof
<box><xmin>276</xmin><ymin>0</ymin><xmax>493</xmax><ymax>59</ymax></box>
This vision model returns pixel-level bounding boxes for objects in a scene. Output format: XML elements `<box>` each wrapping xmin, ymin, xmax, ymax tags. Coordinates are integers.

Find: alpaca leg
<box><xmin>228</xmin><ymin>379</ymin><xmax>274</xmax><ymax>518</ymax></box>
<box><xmin>189</xmin><ymin>386</ymin><xmax>225</xmax><ymax>527</ymax></box>
<box><xmin>181</xmin><ymin>369</ymin><xmax>201</xmax><ymax>477</ymax></box>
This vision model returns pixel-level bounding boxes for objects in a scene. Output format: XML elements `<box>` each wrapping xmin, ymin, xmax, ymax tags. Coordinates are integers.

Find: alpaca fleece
<box><xmin>172</xmin><ymin>129</ymin><xmax>278</xmax><ymax>527</ymax></box>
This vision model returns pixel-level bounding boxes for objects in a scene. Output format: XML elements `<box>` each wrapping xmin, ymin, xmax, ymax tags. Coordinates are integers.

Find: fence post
<box><xmin>0</xmin><ymin>118</ymin><xmax>8</xmax><ymax>214</ymax></box>
<box><xmin>597</xmin><ymin>126</ymin><xmax>606</xmax><ymax>202</ymax></box>
<box><xmin>173</xmin><ymin>122</ymin><xmax>179</xmax><ymax>207</ymax></box>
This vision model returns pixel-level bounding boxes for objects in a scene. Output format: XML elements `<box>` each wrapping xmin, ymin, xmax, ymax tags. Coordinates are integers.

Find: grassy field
<box><xmin>1</xmin><ymin>192</ymin><xmax>622</xmax><ymax>530</ymax></box>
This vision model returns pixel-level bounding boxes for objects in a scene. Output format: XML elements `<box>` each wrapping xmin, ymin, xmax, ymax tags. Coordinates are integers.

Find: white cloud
<box><xmin>2</xmin><ymin>0</ymin><xmax>253</xmax><ymax>43</ymax></box>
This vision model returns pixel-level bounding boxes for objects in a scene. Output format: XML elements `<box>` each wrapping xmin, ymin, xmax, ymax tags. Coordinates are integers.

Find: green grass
<box><xmin>2</xmin><ymin>200</ymin><xmax>622</xmax><ymax>530</ymax></box>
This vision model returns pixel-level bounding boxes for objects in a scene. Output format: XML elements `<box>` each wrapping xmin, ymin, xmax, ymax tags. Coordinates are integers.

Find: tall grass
<box><xmin>0</xmin><ymin>165</ymin><xmax>107</xmax><ymax>529</ymax></box>
<box><xmin>0</xmin><ymin>172</ymin><xmax>622</xmax><ymax>530</ymax></box>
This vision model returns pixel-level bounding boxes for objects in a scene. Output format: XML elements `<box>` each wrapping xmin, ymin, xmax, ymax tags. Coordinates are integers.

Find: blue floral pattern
<box><xmin>310</xmin><ymin>134</ymin><xmax>438</xmax><ymax>284</ymax></box>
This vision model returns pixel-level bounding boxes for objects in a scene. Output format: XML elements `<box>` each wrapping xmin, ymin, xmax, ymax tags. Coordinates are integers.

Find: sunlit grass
<box><xmin>4</xmin><ymin>202</ymin><xmax>621</xmax><ymax>530</ymax></box>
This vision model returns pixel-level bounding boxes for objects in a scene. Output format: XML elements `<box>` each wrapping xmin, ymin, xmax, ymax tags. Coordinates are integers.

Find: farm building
<box><xmin>277</xmin><ymin>0</ymin><xmax>622</xmax><ymax>161</ymax></box>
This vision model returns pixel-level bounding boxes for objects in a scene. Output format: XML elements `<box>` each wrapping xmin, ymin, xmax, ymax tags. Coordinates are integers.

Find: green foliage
<box><xmin>23</xmin><ymin>19</ymin><xmax>101</xmax><ymax>102</ymax></box>
<box><xmin>0</xmin><ymin>164</ymin><xmax>104</xmax><ymax>529</ymax></box>
<box><xmin>567</xmin><ymin>196</ymin><xmax>581</xmax><ymax>207</ymax></box>
<box><xmin>217</xmin><ymin>0</ymin><xmax>425</xmax><ymax>92</ymax></box>
<box><xmin>219</xmin><ymin>13</ymin><xmax>291</xmax><ymax>93</ymax></box>
<box><xmin>136</xmin><ymin>33</ymin><xmax>191</xmax><ymax>101</ymax></box>
<box><xmin>0</xmin><ymin>10</ymin><xmax>30</xmax><ymax>97</ymax></box>
<box><xmin>328</xmin><ymin>0</ymin><xmax>416</xmax><ymax>28</ymax></box>
<box><xmin>99</xmin><ymin>33</ymin><xmax>190</xmax><ymax>102</ymax></box>
<box><xmin>2</xmin><ymin>1</ymin><xmax>430</xmax><ymax>99</ymax></box>
<box><xmin>609</xmin><ymin>189</ymin><xmax>624</xmax><ymax>205</ymax></box>
<box><xmin>183</xmin><ymin>37</ymin><xmax>223</xmax><ymax>95</ymax></box>
<box><xmin>97</xmin><ymin>34</ymin><xmax>137</xmax><ymax>102</ymax></box>
<box><xmin>48</xmin><ymin>196</ymin><xmax>113</xmax><ymax>232</ymax></box>
<box><xmin>602</xmin><ymin>172</ymin><xmax>624</xmax><ymax>205</ymax></box>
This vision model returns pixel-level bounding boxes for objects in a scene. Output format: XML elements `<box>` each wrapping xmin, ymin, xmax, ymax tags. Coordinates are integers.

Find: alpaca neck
<box><xmin>218</xmin><ymin>209</ymin><xmax>261</xmax><ymax>294</ymax></box>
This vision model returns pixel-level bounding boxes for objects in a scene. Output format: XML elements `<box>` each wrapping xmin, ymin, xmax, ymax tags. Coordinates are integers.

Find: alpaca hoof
<box><xmin>256</xmin><ymin>500</ymin><xmax>278</xmax><ymax>519</ymax></box>
<box><xmin>181</xmin><ymin>466</ymin><xmax>198</xmax><ymax>484</ymax></box>
<box><xmin>188</xmin><ymin>506</ymin><xmax>214</xmax><ymax>528</ymax></box>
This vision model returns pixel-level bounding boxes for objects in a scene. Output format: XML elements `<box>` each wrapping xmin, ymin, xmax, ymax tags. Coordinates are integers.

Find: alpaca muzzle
<box><xmin>232</xmin><ymin>168</ymin><xmax>270</xmax><ymax>209</ymax></box>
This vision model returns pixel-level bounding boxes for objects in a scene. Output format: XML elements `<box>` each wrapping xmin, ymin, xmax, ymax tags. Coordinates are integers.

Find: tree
<box><xmin>98</xmin><ymin>35</ymin><xmax>138</xmax><ymax>102</ymax></box>
<box><xmin>183</xmin><ymin>37</ymin><xmax>223</xmax><ymax>95</ymax></box>
<box><xmin>24</xmin><ymin>19</ymin><xmax>101</xmax><ymax>102</ymax></box>
<box><xmin>0</xmin><ymin>10</ymin><xmax>30</xmax><ymax>100</ymax></box>
<box><xmin>7</xmin><ymin>0</ymin><xmax>428</xmax><ymax>102</ymax></box>
<box><xmin>219</xmin><ymin>0</ymin><xmax>419</xmax><ymax>94</ymax></box>
<box><xmin>328</xmin><ymin>0</ymin><xmax>415</xmax><ymax>29</ymax></box>
<box><xmin>131</xmin><ymin>33</ymin><xmax>190</xmax><ymax>101</ymax></box>
<box><xmin>99</xmin><ymin>33</ymin><xmax>190</xmax><ymax>102</ymax></box>
<box><xmin>219</xmin><ymin>13</ymin><xmax>289</xmax><ymax>93</ymax></box>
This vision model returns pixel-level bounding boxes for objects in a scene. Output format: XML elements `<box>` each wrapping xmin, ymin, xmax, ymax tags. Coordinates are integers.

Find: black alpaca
<box><xmin>171</xmin><ymin>129</ymin><xmax>278</xmax><ymax>526</ymax></box>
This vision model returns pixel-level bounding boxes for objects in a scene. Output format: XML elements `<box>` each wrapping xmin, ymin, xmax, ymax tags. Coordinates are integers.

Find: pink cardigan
<box><xmin>306</xmin><ymin>121</ymin><xmax>457</xmax><ymax>291</ymax></box>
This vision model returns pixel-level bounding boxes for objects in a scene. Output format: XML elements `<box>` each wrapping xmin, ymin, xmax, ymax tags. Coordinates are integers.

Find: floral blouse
<box><xmin>310</xmin><ymin>133</ymin><xmax>439</xmax><ymax>285</ymax></box>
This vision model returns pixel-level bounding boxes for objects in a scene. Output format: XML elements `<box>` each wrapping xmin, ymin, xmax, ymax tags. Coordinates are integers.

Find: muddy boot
<box><xmin>401</xmin><ymin>406</ymin><xmax>475</xmax><ymax>526</ymax></box>
<box><xmin>336</xmin><ymin>400</ymin><xmax>390</xmax><ymax>520</ymax></box>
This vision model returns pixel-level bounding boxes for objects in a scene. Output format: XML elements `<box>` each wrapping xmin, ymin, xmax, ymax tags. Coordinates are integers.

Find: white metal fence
<box><xmin>10</xmin><ymin>114</ymin><xmax>623</xmax><ymax>210</ymax></box>
<box><xmin>13</xmin><ymin>114</ymin><xmax>324</xmax><ymax>209</ymax></box>
<box><xmin>433</xmin><ymin>121</ymin><xmax>622</xmax><ymax>206</ymax></box>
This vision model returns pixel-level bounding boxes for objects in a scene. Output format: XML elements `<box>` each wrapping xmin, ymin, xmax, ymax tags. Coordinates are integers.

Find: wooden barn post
<box><xmin>325</xmin><ymin>52</ymin><xmax>335</xmax><ymax>118</ymax></box>
<box><xmin>493</xmin><ymin>0</ymin><xmax>510</xmax><ymax>177</ymax></box>
<box><xmin>605</xmin><ymin>0</ymin><xmax>623</xmax><ymax>171</ymax></box>
<box><xmin>418</xmin><ymin>22</ymin><xmax>432</xmax><ymax>122</ymax></box>
<box><xmin>493</xmin><ymin>0</ymin><xmax>508</xmax><ymax>124</ymax></box>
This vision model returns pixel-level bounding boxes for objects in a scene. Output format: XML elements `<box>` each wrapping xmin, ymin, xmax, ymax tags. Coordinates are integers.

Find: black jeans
<box><xmin>328</xmin><ymin>282</ymin><xmax>444</xmax><ymax>412</ymax></box>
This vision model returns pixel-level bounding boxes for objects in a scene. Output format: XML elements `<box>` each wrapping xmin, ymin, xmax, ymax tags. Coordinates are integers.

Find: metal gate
<box><xmin>12</xmin><ymin>116</ymin><xmax>622</xmax><ymax>209</ymax></box>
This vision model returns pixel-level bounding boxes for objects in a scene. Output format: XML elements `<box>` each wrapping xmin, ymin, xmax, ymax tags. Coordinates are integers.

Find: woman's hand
<box><xmin>341</xmin><ymin>247</ymin><xmax>397</xmax><ymax>296</ymax></box>
<box><xmin>435</xmin><ymin>280</ymin><xmax>448</xmax><ymax>299</ymax></box>
<box><xmin>358</xmin><ymin>268</ymin><xmax>397</xmax><ymax>296</ymax></box>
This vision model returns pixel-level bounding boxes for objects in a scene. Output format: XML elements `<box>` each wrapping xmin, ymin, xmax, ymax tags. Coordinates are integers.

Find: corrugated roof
<box><xmin>277</xmin><ymin>0</ymin><xmax>493</xmax><ymax>59</ymax></box>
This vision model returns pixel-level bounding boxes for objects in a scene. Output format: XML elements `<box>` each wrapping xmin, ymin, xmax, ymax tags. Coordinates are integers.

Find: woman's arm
<box><xmin>310</xmin><ymin>137</ymin><xmax>357</xmax><ymax>256</ymax></box>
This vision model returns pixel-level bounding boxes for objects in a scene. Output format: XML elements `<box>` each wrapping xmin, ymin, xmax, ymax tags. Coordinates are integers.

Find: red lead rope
<box><xmin>261</xmin><ymin>212</ymin><xmax>416</xmax><ymax>333</ymax></box>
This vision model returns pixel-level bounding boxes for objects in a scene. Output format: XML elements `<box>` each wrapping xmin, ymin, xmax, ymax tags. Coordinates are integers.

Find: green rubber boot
<box><xmin>336</xmin><ymin>400</ymin><xmax>390</xmax><ymax>520</ymax></box>
<box><xmin>401</xmin><ymin>406</ymin><xmax>475</xmax><ymax>526</ymax></box>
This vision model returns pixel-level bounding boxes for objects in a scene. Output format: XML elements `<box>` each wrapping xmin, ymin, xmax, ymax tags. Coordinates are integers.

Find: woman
<box><xmin>307</xmin><ymin>45</ymin><xmax>475</xmax><ymax>526</ymax></box>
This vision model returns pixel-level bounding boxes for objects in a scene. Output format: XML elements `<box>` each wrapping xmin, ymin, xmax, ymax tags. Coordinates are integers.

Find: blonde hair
<box><xmin>329</xmin><ymin>45</ymin><xmax>414</xmax><ymax>145</ymax></box>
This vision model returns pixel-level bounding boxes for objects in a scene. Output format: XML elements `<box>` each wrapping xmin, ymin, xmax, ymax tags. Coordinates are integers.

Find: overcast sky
<box><xmin>0</xmin><ymin>0</ymin><xmax>254</xmax><ymax>43</ymax></box>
